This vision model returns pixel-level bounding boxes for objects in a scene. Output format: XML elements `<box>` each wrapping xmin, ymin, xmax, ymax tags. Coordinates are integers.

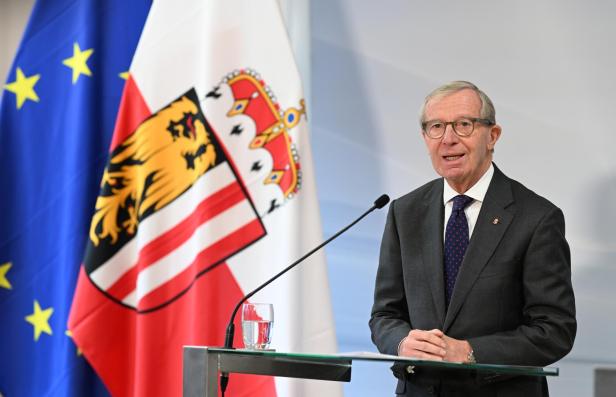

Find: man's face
<box><xmin>422</xmin><ymin>89</ymin><xmax>501</xmax><ymax>193</ymax></box>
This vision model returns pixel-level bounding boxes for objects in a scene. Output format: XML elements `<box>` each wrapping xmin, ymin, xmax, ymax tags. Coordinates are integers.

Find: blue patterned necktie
<box><xmin>444</xmin><ymin>194</ymin><xmax>474</xmax><ymax>306</ymax></box>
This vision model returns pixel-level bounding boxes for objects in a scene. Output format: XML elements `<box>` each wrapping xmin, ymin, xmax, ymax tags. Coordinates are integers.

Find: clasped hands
<box><xmin>398</xmin><ymin>329</ymin><xmax>472</xmax><ymax>362</ymax></box>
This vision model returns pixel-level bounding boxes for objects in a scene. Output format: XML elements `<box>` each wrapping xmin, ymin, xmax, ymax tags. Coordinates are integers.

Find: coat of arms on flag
<box><xmin>84</xmin><ymin>89</ymin><xmax>267</xmax><ymax>312</ymax></box>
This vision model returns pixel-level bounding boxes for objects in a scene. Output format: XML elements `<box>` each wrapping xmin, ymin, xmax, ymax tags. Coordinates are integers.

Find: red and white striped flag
<box><xmin>69</xmin><ymin>1</ymin><xmax>340</xmax><ymax>396</ymax></box>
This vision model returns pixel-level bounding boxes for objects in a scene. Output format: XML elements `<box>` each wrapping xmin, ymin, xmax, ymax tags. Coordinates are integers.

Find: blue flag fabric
<box><xmin>0</xmin><ymin>1</ymin><xmax>151</xmax><ymax>395</ymax></box>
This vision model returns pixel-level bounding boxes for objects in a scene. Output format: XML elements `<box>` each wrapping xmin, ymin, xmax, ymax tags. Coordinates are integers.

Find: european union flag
<box><xmin>0</xmin><ymin>1</ymin><xmax>151</xmax><ymax>395</ymax></box>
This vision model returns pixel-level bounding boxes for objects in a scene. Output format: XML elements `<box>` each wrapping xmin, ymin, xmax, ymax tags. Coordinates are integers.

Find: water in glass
<box><xmin>241</xmin><ymin>302</ymin><xmax>274</xmax><ymax>349</ymax></box>
<box><xmin>241</xmin><ymin>319</ymin><xmax>273</xmax><ymax>349</ymax></box>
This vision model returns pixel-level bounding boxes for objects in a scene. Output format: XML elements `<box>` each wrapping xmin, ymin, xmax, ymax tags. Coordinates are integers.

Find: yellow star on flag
<box><xmin>62</xmin><ymin>42</ymin><xmax>94</xmax><ymax>84</ymax></box>
<box><xmin>4</xmin><ymin>67</ymin><xmax>40</xmax><ymax>109</ymax></box>
<box><xmin>0</xmin><ymin>262</ymin><xmax>12</xmax><ymax>289</ymax></box>
<box><xmin>25</xmin><ymin>300</ymin><xmax>54</xmax><ymax>341</ymax></box>
<box><xmin>119</xmin><ymin>71</ymin><xmax>130</xmax><ymax>80</ymax></box>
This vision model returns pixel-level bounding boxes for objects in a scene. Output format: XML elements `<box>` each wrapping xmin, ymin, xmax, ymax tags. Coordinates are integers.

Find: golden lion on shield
<box><xmin>89</xmin><ymin>92</ymin><xmax>217</xmax><ymax>246</ymax></box>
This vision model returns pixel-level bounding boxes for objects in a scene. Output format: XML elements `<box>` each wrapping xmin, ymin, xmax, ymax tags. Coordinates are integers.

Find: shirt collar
<box><xmin>443</xmin><ymin>163</ymin><xmax>494</xmax><ymax>205</ymax></box>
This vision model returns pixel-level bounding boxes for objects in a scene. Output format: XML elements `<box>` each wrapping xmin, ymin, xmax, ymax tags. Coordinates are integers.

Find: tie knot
<box><xmin>452</xmin><ymin>195</ymin><xmax>473</xmax><ymax>211</ymax></box>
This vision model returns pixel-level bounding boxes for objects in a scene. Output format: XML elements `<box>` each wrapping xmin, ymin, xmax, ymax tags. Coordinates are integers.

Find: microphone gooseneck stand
<box><xmin>220</xmin><ymin>194</ymin><xmax>390</xmax><ymax>395</ymax></box>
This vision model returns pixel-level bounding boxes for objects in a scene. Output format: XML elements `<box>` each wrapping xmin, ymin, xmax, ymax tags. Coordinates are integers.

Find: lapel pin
<box><xmin>492</xmin><ymin>218</ymin><xmax>500</xmax><ymax>225</ymax></box>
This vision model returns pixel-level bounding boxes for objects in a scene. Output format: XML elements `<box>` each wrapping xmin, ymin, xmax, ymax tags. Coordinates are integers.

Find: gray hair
<box><xmin>419</xmin><ymin>81</ymin><xmax>496</xmax><ymax>127</ymax></box>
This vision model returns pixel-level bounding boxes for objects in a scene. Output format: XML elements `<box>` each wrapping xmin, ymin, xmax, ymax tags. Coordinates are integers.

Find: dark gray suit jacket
<box><xmin>369</xmin><ymin>165</ymin><xmax>576</xmax><ymax>396</ymax></box>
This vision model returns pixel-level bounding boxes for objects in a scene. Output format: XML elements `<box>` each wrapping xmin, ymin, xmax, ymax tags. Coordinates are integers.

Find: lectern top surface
<box><xmin>187</xmin><ymin>347</ymin><xmax>558</xmax><ymax>377</ymax></box>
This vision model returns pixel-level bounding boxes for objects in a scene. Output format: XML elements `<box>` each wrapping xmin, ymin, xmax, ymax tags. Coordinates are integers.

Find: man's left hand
<box><xmin>442</xmin><ymin>335</ymin><xmax>473</xmax><ymax>363</ymax></box>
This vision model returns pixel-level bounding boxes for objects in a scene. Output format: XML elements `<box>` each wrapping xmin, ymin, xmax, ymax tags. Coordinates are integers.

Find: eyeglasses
<box><xmin>422</xmin><ymin>117</ymin><xmax>494</xmax><ymax>139</ymax></box>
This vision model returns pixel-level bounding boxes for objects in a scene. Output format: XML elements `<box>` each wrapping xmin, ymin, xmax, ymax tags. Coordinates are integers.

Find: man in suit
<box><xmin>369</xmin><ymin>81</ymin><xmax>576</xmax><ymax>396</ymax></box>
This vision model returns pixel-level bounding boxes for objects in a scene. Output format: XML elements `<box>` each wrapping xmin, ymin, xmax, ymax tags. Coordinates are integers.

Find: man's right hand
<box><xmin>398</xmin><ymin>329</ymin><xmax>447</xmax><ymax>360</ymax></box>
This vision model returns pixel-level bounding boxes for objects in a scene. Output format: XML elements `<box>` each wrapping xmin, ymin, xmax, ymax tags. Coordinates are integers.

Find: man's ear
<box><xmin>488</xmin><ymin>124</ymin><xmax>502</xmax><ymax>151</ymax></box>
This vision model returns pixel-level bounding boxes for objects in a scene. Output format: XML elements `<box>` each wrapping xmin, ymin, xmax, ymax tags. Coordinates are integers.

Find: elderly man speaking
<box><xmin>370</xmin><ymin>81</ymin><xmax>576</xmax><ymax>397</ymax></box>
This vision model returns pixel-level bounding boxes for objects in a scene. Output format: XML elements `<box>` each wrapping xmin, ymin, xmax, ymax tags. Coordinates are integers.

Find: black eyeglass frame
<box><xmin>421</xmin><ymin>117</ymin><xmax>495</xmax><ymax>139</ymax></box>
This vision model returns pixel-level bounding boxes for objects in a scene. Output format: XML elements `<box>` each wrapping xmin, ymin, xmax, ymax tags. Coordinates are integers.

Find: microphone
<box><xmin>373</xmin><ymin>194</ymin><xmax>390</xmax><ymax>209</ymax></box>
<box><xmin>220</xmin><ymin>194</ymin><xmax>390</xmax><ymax>394</ymax></box>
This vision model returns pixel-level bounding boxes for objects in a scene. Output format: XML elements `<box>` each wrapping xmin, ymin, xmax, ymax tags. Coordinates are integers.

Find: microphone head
<box><xmin>374</xmin><ymin>194</ymin><xmax>390</xmax><ymax>209</ymax></box>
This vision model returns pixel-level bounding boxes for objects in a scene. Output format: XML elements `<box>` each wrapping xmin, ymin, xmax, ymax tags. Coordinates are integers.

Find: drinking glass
<box><xmin>241</xmin><ymin>303</ymin><xmax>274</xmax><ymax>350</ymax></box>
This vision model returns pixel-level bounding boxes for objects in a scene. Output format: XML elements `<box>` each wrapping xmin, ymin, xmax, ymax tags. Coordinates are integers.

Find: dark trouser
<box><xmin>393</xmin><ymin>367</ymin><xmax>548</xmax><ymax>397</ymax></box>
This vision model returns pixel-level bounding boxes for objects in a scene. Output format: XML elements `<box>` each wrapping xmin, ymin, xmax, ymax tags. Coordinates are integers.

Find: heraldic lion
<box><xmin>89</xmin><ymin>93</ymin><xmax>217</xmax><ymax>247</ymax></box>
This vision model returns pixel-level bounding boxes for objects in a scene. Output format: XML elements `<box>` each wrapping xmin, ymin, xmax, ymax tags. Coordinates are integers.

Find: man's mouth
<box><xmin>443</xmin><ymin>154</ymin><xmax>464</xmax><ymax>161</ymax></box>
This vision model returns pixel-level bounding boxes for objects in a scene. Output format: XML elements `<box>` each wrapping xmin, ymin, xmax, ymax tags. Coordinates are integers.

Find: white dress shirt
<box><xmin>443</xmin><ymin>164</ymin><xmax>494</xmax><ymax>241</ymax></box>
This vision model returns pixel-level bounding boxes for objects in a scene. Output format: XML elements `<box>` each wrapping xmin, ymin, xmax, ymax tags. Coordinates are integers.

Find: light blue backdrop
<box><xmin>309</xmin><ymin>1</ymin><xmax>616</xmax><ymax>396</ymax></box>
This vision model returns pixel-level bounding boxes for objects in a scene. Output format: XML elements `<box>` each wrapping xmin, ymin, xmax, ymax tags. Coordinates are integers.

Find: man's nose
<box><xmin>441</xmin><ymin>124</ymin><xmax>459</xmax><ymax>144</ymax></box>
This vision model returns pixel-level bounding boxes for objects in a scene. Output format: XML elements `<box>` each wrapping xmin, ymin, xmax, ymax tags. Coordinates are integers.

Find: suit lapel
<box><xmin>419</xmin><ymin>181</ymin><xmax>446</xmax><ymax>326</ymax></box>
<box><xmin>443</xmin><ymin>166</ymin><xmax>515</xmax><ymax>332</ymax></box>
